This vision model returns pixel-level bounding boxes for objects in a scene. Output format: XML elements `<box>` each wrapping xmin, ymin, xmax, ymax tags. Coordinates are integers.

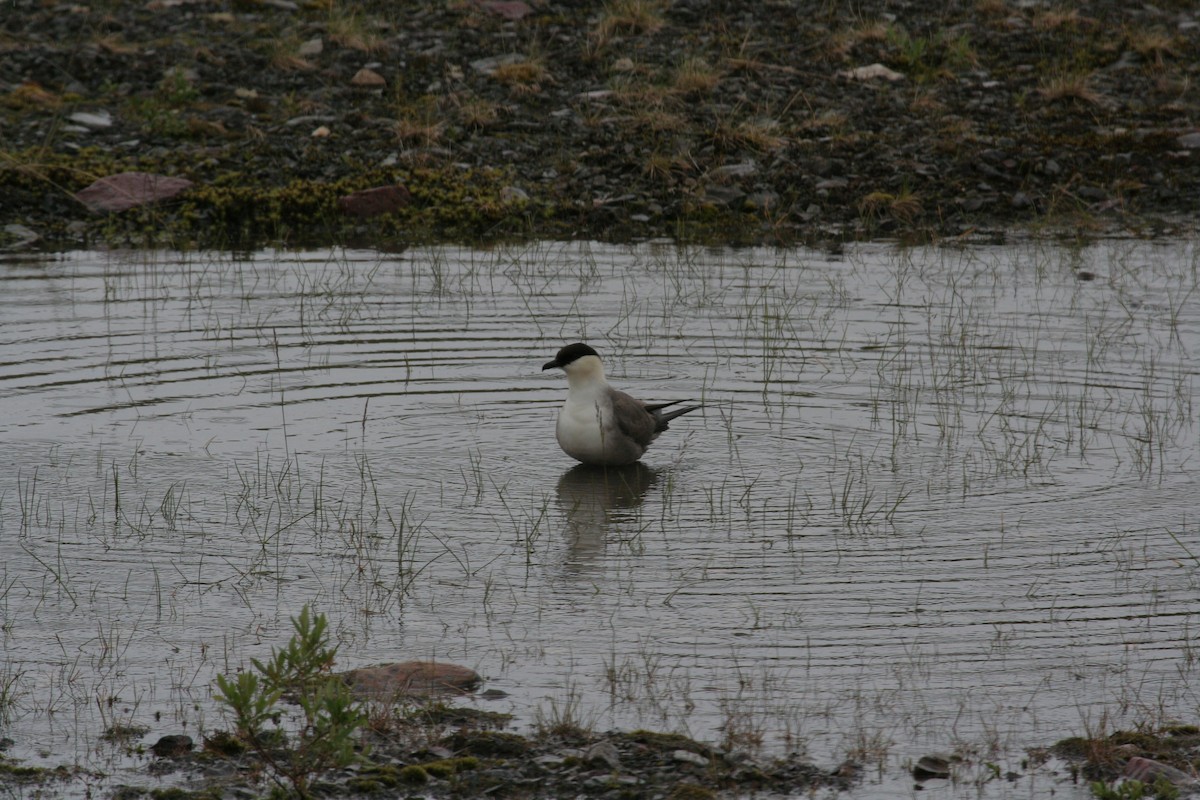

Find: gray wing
<box><xmin>609</xmin><ymin>390</ymin><xmax>659</xmax><ymax>449</ymax></box>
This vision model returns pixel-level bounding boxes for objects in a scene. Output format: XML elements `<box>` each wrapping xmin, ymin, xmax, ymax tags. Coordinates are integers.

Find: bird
<box><xmin>542</xmin><ymin>342</ymin><xmax>700</xmax><ymax>466</ymax></box>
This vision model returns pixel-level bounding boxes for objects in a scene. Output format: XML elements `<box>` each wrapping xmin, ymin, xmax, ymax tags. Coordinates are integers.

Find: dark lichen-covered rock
<box><xmin>442</xmin><ymin>730</ymin><xmax>530</xmax><ymax>757</ymax></box>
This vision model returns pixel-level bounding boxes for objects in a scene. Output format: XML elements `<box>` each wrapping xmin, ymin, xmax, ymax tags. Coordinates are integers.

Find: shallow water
<box><xmin>1</xmin><ymin>240</ymin><xmax>1197</xmax><ymax>797</ymax></box>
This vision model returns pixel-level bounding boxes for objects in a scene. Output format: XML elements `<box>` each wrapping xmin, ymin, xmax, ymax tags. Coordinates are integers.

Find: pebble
<box><xmin>839</xmin><ymin>63</ymin><xmax>904</xmax><ymax>82</ymax></box>
<box><xmin>68</xmin><ymin>110</ymin><xmax>113</xmax><ymax>129</ymax></box>
<box><xmin>584</xmin><ymin>741</ymin><xmax>621</xmax><ymax>770</ymax></box>
<box><xmin>0</xmin><ymin>225</ymin><xmax>39</xmax><ymax>251</ymax></box>
<box><xmin>351</xmin><ymin>68</ymin><xmax>386</xmax><ymax>87</ymax></box>
<box><xmin>672</xmin><ymin>749</ymin><xmax>709</xmax><ymax>767</ymax></box>
<box><xmin>815</xmin><ymin>177</ymin><xmax>848</xmax><ymax>190</ymax></box>
<box><xmin>708</xmin><ymin>161</ymin><xmax>758</xmax><ymax>181</ymax></box>
<box><xmin>499</xmin><ymin>185</ymin><xmax>529</xmax><ymax>203</ymax></box>
<box><xmin>150</xmin><ymin>734</ymin><xmax>193</xmax><ymax>758</ymax></box>
<box><xmin>1124</xmin><ymin>756</ymin><xmax>1200</xmax><ymax>790</ymax></box>
<box><xmin>470</xmin><ymin>53</ymin><xmax>526</xmax><ymax>75</ymax></box>
<box><xmin>1177</xmin><ymin>132</ymin><xmax>1200</xmax><ymax>149</ymax></box>
<box><xmin>912</xmin><ymin>754</ymin><xmax>952</xmax><ymax>780</ymax></box>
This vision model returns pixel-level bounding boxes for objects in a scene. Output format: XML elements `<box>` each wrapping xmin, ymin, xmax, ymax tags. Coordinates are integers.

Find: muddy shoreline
<box><xmin>2</xmin><ymin>0</ymin><xmax>1198</xmax><ymax>249</ymax></box>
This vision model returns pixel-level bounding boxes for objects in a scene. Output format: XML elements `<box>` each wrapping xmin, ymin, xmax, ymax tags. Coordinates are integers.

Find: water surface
<box><xmin>1</xmin><ymin>240</ymin><xmax>1197</xmax><ymax>798</ymax></box>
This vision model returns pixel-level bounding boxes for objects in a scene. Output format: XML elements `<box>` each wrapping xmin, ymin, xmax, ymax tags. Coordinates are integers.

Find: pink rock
<box><xmin>351</xmin><ymin>68</ymin><xmax>386</xmax><ymax>87</ymax></box>
<box><xmin>1124</xmin><ymin>756</ymin><xmax>1199</xmax><ymax>789</ymax></box>
<box><xmin>75</xmin><ymin>172</ymin><xmax>193</xmax><ymax>213</ymax></box>
<box><xmin>341</xmin><ymin>661</ymin><xmax>481</xmax><ymax>699</ymax></box>
<box><xmin>478</xmin><ymin>0</ymin><xmax>532</xmax><ymax>20</ymax></box>
<box><xmin>337</xmin><ymin>184</ymin><xmax>411</xmax><ymax>218</ymax></box>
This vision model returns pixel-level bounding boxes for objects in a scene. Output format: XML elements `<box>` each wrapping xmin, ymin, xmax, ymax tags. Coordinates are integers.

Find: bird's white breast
<box><xmin>555</xmin><ymin>386</ymin><xmax>612</xmax><ymax>463</ymax></box>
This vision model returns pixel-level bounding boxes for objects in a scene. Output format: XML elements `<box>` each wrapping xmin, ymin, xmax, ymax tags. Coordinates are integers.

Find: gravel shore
<box><xmin>2</xmin><ymin>0</ymin><xmax>1198</xmax><ymax>248</ymax></box>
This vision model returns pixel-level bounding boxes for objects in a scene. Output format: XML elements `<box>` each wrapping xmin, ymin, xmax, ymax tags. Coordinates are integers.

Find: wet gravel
<box><xmin>1</xmin><ymin>0</ymin><xmax>1198</xmax><ymax>247</ymax></box>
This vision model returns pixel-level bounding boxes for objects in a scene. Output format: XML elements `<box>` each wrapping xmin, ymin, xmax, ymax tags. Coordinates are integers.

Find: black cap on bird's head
<box><xmin>543</xmin><ymin>342</ymin><xmax>599</xmax><ymax>371</ymax></box>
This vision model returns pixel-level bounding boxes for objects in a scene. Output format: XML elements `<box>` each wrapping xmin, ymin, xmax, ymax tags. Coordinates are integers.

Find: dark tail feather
<box><xmin>649</xmin><ymin>402</ymin><xmax>701</xmax><ymax>431</ymax></box>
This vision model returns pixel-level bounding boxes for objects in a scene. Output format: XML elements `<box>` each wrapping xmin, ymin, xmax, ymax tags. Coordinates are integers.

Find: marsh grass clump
<box><xmin>859</xmin><ymin>187</ymin><xmax>922</xmax><ymax>224</ymax></box>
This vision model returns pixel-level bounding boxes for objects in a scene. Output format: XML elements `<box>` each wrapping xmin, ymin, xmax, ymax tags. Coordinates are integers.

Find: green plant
<box><xmin>1090</xmin><ymin>776</ymin><xmax>1181</xmax><ymax>800</ymax></box>
<box><xmin>215</xmin><ymin>605</ymin><xmax>365</xmax><ymax>798</ymax></box>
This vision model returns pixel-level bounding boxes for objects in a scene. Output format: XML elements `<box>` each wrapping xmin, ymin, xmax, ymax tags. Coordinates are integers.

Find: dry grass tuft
<box><xmin>860</xmin><ymin>188</ymin><xmax>922</xmax><ymax>223</ymax></box>
<box><xmin>327</xmin><ymin>7</ymin><xmax>385</xmax><ymax>53</ymax></box>
<box><xmin>394</xmin><ymin>117</ymin><xmax>444</xmax><ymax>146</ymax></box>
<box><xmin>1127</xmin><ymin>27</ymin><xmax>1177</xmax><ymax>66</ymax></box>
<box><xmin>672</xmin><ymin>57</ymin><xmax>721</xmax><ymax>94</ymax></box>
<box><xmin>713</xmin><ymin>118</ymin><xmax>786</xmax><ymax>152</ymax></box>
<box><xmin>592</xmin><ymin>0</ymin><xmax>666</xmax><ymax>48</ymax></box>
<box><xmin>1032</xmin><ymin>8</ymin><xmax>1093</xmax><ymax>31</ymax></box>
<box><xmin>829</xmin><ymin>20</ymin><xmax>889</xmax><ymax>59</ymax></box>
<box><xmin>1037</xmin><ymin>70</ymin><xmax>1102</xmax><ymax>104</ymax></box>
<box><xmin>491</xmin><ymin>59</ymin><xmax>547</xmax><ymax>94</ymax></box>
<box><xmin>451</xmin><ymin>94</ymin><xmax>503</xmax><ymax>128</ymax></box>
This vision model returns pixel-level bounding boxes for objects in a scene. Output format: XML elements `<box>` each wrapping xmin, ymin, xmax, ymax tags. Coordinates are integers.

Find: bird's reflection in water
<box><xmin>555</xmin><ymin>462</ymin><xmax>660</xmax><ymax>572</ymax></box>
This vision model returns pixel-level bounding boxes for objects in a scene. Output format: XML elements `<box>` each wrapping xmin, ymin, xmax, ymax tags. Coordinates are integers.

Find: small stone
<box><xmin>311</xmin><ymin>125</ymin><xmax>331</xmax><ymax>137</ymax></box>
<box><xmin>479</xmin><ymin>0</ymin><xmax>532</xmax><ymax>20</ymax></box>
<box><xmin>68</xmin><ymin>110</ymin><xmax>113</xmax><ymax>129</ymax></box>
<box><xmin>2</xmin><ymin>224</ymin><xmax>40</xmax><ymax>250</ymax></box>
<box><xmin>573</xmin><ymin>89</ymin><xmax>613</xmax><ymax>102</ymax></box>
<box><xmin>704</xmin><ymin>185</ymin><xmax>746</xmax><ymax>207</ymax></box>
<box><xmin>234</xmin><ymin>88</ymin><xmax>258</xmax><ymax>100</ymax></box>
<box><xmin>913</xmin><ymin>754</ymin><xmax>952</xmax><ymax>780</ymax></box>
<box><xmin>297</xmin><ymin>37</ymin><xmax>323</xmax><ymax>57</ymax></box>
<box><xmin>351</xmin><ymin>68</ymin><xmax>386</xmax><ymax>87</ymax></box>
<box><xmin>584</xmin><ymin>741</ymin><xmax>621</xmax><ymax>770</ymax></box>
<box><xmin>815</xmin><ymin>177</ymin><xmax>848</xmax><ymax>190</ymax></box>
<box><xmin>839</xmin><ymin>63</ymin><xmax>904</xmax><ymax>82</ymax></box>
<box><xmin>150</xmin><ymin>734</ymin><xmax>193</xmax><ymax>758</ymax></box>
<box><xmin>1124</xmin><ymin>757</ymin><xmax>1200</xmax><ymax>790</ymax></box>
<box><xmin>470</xmin><ymin>53</ymin><xmax>526</xmax><ymax>75</ymax></box>
<box><xmin>75</xmin><ymin>172</ymin><xmax>193</xmax><ymax>213</ymax></box>
<box><xmin>1010</xmin><ymin>191</ymin><xmax>1033</xmax><ymax>209</ymax></box>
<box><xmin>499</xmin><ymin>185</ymin><xmax>529</xmax><ymax>203</ymax></box>
<box><xmin>1076</xmin><ymin>185</ymin><xmax>1107</xmax><ymax>201</ymax></box>
<box><xmin>709</xmin><ymin>161</ymin><xmax>758</xmax><ymax>182</ymax></box>
<box><xmin>745</xmin><ymin>191</ymin><xmax>778</xmax><ymax>210</ymax></box>
<box><xmin>1176</xmin><ymin>132</ymin><xmax>1200</xmax><ymax>149</ymax></box>
<box><xmin>673</xmin><ymin>749</ymin><xmax>709</xmax><ymax>767</ymax></box>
